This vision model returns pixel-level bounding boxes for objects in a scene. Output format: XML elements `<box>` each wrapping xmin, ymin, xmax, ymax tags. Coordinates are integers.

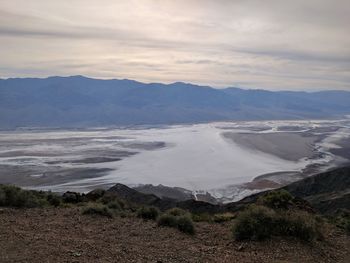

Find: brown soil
<box><xmin>0</xmin><ymin>207</ymin><xmax>349</xmax><ymax>263</ymax></box>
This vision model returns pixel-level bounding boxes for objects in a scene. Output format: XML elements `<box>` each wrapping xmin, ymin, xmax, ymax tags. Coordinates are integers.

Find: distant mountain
<box><xmin>1</xmin><ymin>75</ymin><xmax>350</xmax><ymax>128</ymax></box>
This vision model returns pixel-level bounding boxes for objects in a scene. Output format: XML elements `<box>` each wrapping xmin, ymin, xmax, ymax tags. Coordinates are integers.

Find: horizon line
<box><xmin>1</xmin><ymin>74</ymin><xmax>349</xmax><ymax>93</ymax></box>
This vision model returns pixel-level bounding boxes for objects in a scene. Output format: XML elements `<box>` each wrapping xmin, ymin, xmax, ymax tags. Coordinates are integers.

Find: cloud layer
<box><xmin>0</xmin><ymin>0</ymin><xmax>349</xmax><ymax>90</ymax></box>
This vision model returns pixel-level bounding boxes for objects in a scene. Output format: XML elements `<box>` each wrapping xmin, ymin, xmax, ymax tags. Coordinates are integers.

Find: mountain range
<box><xmin>1</xmin><ymin>75</ymin><xmax>350</xmax><ymax>128</ymax></box>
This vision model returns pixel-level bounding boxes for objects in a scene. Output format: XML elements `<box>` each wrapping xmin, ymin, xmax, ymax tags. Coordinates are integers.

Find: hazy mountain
<box><xmin>1</xmin><ymin>76</ymin><xmax>350</xmax><ymax>128</ymax></box>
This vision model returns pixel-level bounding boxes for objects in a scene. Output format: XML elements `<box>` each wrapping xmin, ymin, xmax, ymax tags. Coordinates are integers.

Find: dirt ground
<box><xmin>0</xmin><ymin>207</ymin><xmax>349</xmax><ymax>263</ymax></box>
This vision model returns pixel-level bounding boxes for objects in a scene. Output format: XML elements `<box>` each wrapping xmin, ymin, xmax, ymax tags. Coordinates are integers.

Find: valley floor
<box><xmin>0</xmin><ymin>207</ymin><xmax>349</xmax><ymax>263</ymax></box>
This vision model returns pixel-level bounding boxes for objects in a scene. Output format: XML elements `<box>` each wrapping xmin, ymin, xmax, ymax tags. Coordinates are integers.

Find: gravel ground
<box><xmin>0</xmin><ymin>207</ymin><xmax>349</xmax><ymax>263</ymax></box>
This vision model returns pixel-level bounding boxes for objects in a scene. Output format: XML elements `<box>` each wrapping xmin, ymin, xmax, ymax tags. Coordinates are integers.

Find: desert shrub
<box><xmin>0</xmin><ymin>187</ymin><xmax>6</xmax><ymax>206</ymax></box>
<box><xmin>137</xmin><ymin>206</ymin><xmax>160</xmax><ymax>220</ymax></box>
<box><xmin>275</xmin><ymin>211</ymin><xmax>322</xmax><ymax>241</ymax></box>
<box><xmin>107</xmin><ymin>200</ymin><xmax>121</xmax><ymax>210</ymax></box>
<box><xmin>1</xmin><ymin>185</ymin><xmax>21</xmax><ymax>206</ymax></box>
<box><xmin>47</xmin><ymin>193</ymin><xmax>61</xmax><ymax>207</ymax></box>
<box><xmin>100</xmin><ymin>193</ymin><xmax>116</xmax><ymax>204</ymax></box>
<box><xmin>233</xmin><ymin>205</ymin><xmax>322</xmax><ymax>241</ymax></box>
<box><xmin>85</xmin><ymin>189</ymin><xmax>105</xmax><ymax>201</ymax></box>
<box><xmin>18</xmin><ymin>190</ymin><xmax>48</xmax><ymax>208</ymax></box>
<box><xmin>259</xmin><ymin>190</ymin><xmax>293</xmax><ymax>210</ymax></box>
<box><xmin>213</xmin><ymin>212</ymin><xmax>235</xmax><ymax>223</ymax></box>
<box><xmin>233</xmin><ymin>205</ymin><xmax>276</xmax><ymax>241</ymax></box>
<box><xmin>0</xmin><ymin>185</ymin><xmax>47</xmax><ymax>208</ymax></box>
<box><xmin>166</xmin><ymin>207</ymin><xmax>187</xmax><ymax>216</ymax></box>
<box><xmin>345</xmin><ymin>219</ymin><xmax>350</xmax><ymax>234</ymax></box>
<box><xmin>191</xmin><ymin>213</ymin><xmax>212</xmax><ymax>222</ymax></box>
<box><xmin>157</xmin><ymin>214</ymin><xmax>178</xmax><ymax>228</ymax></box>
<box><xmin>177</xmin><ymin>215</ymin><xmax>195</xmax><ymax>235</ymax></box>
<box><xmin>330</xmin><ymin>209</ymin><xmax>350</xmax><ymax>234</ymax></box>
<box><xmin>100</xmin><ymin>193</ymin><xmax>127</xmax><ymax>209</ymax></box>
<box><xmin>82</xmin><ymin>204</ymin><xmax>113</xmax><ymax>218</ymax></box>
<box><xmin>62</xmin><ymin>191</ymin><xmax>83</xmax><ymax>203</ymax></box>
<box><xmin>158</xmin><ymin>213</ymin><xmax>195</xmax><ymax>235</ymax></box>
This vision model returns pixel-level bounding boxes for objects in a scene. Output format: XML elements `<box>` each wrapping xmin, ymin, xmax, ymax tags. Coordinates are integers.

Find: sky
<box><xmin>0</xmin><ymin>0</ymin><xmax>349</xmax><ymax>91</ymax></box>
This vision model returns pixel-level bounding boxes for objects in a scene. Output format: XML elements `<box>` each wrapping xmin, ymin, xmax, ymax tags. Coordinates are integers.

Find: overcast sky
<box><xmin>0</xmin><ymin>0</ymin><xmax>349</xmax><ymax>90</ymax></box>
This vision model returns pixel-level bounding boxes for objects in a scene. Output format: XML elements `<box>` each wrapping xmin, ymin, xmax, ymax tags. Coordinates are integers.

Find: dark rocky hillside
<box><xmin>235</xmin><ymin>166</ymin><xmax>350</xmax><ymax>215</ymax></box>
<box><xmin>105</xmin><ymin>166</ymin><xmax>350</xmax><ymax>215</ymax></box>
<box><xmin>283</xmin><ymin>166</ymin><xmax>350</xmax><ymax>214</ymax></box>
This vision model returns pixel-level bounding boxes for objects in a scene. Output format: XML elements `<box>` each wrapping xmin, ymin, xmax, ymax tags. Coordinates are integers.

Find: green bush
<box><xmin>62</xmin><ymin>191</ymin><xmax>83</xmax><ymax>204</ymax></box>
<box><xmin>166</xmin><ymin>207</ymin><xmax>187</xmax><ymax>216</ymax></box>
<box><xmin>259</xmin><ymin>189</ymin><xmax>293</xmax><ymax>210</ymax></box>
<box><xmin>233</xmin><ymin>205</ymin><xmax>276</xmax><ymax>241</ymax></box>
<box><xmin>100</xmin><ymin>194</ymin><xmax>127</xmax><ymax>209</ymax></box>
<box><xmin>86</xmin><ymin>189</ymin><xmax>105</xmax><ymax>201</ymax></box>
<box><xmin>177</xmin><ymin>215</ymin><xmax>195</xmax><ymax>235</ymax></box>
<box><xmin>107</xmin><ymin>200</ymin><xmax>121</xmax><ymax>210</ymax></box>
<box><xmin>331</xmin><ymin>209</ymin><xmax>350</xmax><ymax>234</ymax></box>
<box><xmin>345</xmin><ymin>219</ymin><xmax>350</xmax><ymax>234</ymax></box>
<box><xmin>47</xmin><ymin>193</ymin><xmax>61</xmax><ymax>207</ymax></box>
<box><xmin>274</xmin><ymin>211</ymin><xmax>321</xmax><ymax>241</ymax></box>
<box><xmin>213</xmin><ymin>213</ymin><xmax>235</xmax><ymax>223</ymax></box>
<box><xmin>82</xmin><ymin>204</ymin><xmax>113</xmax><ymax>218</ymax></box>
<box><xmin>0</xmin><ymin>187</ymin><xmax>6</xmax><ymax>206</ymax></box>
<box><xmin>137</xmin><ymin>206</ymin><xmax>160</xmax><ymax>220</ymax></box>
<box><xmin>19</xmin><ymin>190</ymin><xmax>48</xmax><ymax>208</ymax></box>
<box><xmin>1</xmin><ymin>185</ymin><xmax>21</xmax><ymax>206</ymax></box>
<box><xmin>191</xmin><ymin>213</ymin><xmax>212</xmax><ymax>222</ymax></box>
<box><xmin>157</xmin><ymin>214</ymin><xmax>178</xmax><ymax>228</ymax></box>
<box><xmin>116</xmin><ymin>199</ymin><xmax>126</xmax><ymax>210</ymax></box>
<box><xmin>0</xmin><ymin>185</ymin><xmax>47</xmax><ymax>208</ymax></box>
<box><xmin>232</xmin><ymin>205</ymin><xmax>322</xmax><ymax>242</ymax></box>
<box><xmin>157</xmin><ymin>213</ymin><xmax>195</xmax><ymax>235</ymax></box>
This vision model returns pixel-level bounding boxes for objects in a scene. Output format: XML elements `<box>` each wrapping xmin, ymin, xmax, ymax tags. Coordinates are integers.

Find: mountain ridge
<box><xmin>1</xmin><ymin>75</ymin><xmax>350</xmax><ymax>128</ymax></box>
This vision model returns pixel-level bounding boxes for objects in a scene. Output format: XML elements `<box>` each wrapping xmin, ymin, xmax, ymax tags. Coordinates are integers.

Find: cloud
<box><xmin>0</xmin><ymin>0</ymin><xmax>349</xmax><ymax>90</ymax></box>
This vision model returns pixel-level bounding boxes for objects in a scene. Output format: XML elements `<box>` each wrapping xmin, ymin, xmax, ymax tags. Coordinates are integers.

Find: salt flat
<box><xmin>0</xmin><ymin>119</ymin><xmax>349</xmax><ymax>201</ymax></box>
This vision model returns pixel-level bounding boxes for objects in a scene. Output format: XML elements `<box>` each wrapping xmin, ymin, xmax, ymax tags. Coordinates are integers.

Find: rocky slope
<box><xmin>0</xmin><ymin>207</ymin><xmax>349</xmax><ymax>263</ymax></box>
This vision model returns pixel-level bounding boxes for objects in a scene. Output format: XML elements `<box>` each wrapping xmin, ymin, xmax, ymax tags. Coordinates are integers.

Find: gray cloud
<box><xmin>0</xmin><ymin>0</ymin><xmax>349</xmax><ymax>91</ymax></box>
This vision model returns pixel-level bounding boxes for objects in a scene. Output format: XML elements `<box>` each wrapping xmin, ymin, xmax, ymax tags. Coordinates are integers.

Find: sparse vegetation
<box><xmin>213</xmin><ymin>212</ymin><xmax>235</xmax><ymax>223</ymax></box>
<box><xmin>0</xmin><ymin>184</ymin><xmax>48</xmax><ymax>208</ymax></box>
<box><xmin>86</xmin><ymin>189</ymin><xmax>105</xmax><ymax>201</ymax></box>
<box><xmin>166</xmin><ymin>207</ymin><xmax>187</xmax><ymax>216</ymax></box>
<box><xmin>177</xmin><ymin>215</ymin><xmax>195</xmax><ymax>235</ymax></box>
<box><xmin>0</xmin><ymin>187</ymin><xmax>5</xmax><ymax>206</ymax></box>
<box><xmin>0</xmin><ymin>184</ymin><xmax>338</xmax><ymax>242</ymax></box>
<box><xmin>346</xmin><ymin>220</ymin><xmax>350</xmax><ymax>234</ymax></box>
<box><xmin>137</xmin><ymin>206</ymin><xmax>160</xmax><ymax>220</ymax></box>
<box><xmin>107</xmin><ymin>200</ymin><xmax>122</xmax><ymax>210</ymax></box>
<box><xmin>82</xmin><ymin>204</ymin><xmax>113</xmax><ymax>218</ymax></box>
<box><xmin>233</xmin><ymin>205</ymin><xmax>276</xmax><ymax>241</ymax></box>
<box><xmin>330</xmin><ymin>209</ymin><xmax>350</xmax><ymax>235</ymax></box>
<box><xmin>157</xmin><ymin>214</ymin><xmax>178</xmax><ymax>228</ymax></box>
<box><xmin>258</xmin><ymin>189</ymin><xmax>293</xmax><ymax>210</ymax></box>
<box><xmin>157</xmin><ymin>209</ymin><xmax>195</xmax><ymax>234</ymax></box>
<box><xmin>191</xmin><ymin>213</ymin><xmax>212</xmax><ymax>222</ymax></box>
<box><xmin>275</xmin><ymin>210</ymin><xmax>322</xmax><ymax>241</ymax></box>
<box><xmin>47</xmin><ymin>193</ymin><xmax>61</xmax><ymax>207</ymax></box>
<box><xmin>62</xmin><ymin>191</ymin><xmax>83</xmax><ymax>204</ymax></box>
<box><xmin>232</xmin><ymin>205</ymin><xmax>322</xmax><ymax>241</ymax></box>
